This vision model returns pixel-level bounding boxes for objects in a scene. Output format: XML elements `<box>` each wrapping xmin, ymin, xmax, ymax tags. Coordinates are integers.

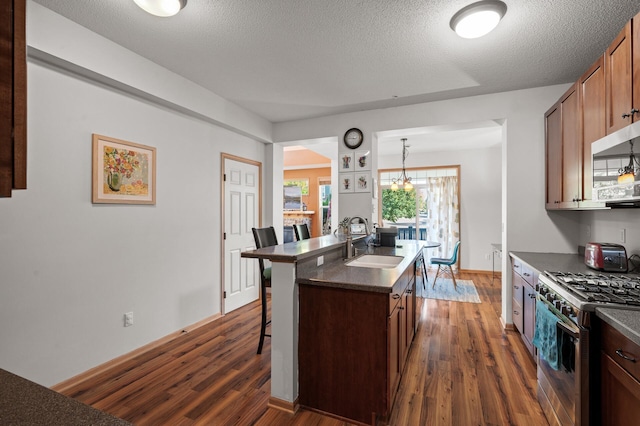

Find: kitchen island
<box><xmin>242</xmin><ymin>236</ymin><xmax>425</xmax><ymax>423</ymax></box>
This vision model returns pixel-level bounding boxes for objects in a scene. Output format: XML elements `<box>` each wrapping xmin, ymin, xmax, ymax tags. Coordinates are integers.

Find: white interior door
<box><xmin>223</xmin><ymin>157</ymin><xmax>260</xmax><ymax>313</ymax></box>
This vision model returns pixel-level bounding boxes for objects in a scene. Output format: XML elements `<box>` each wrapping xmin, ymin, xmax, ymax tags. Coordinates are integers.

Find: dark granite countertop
<box><xmin>241</xmin><ymin>233</ymin><xmax>364</xmax><ymax>263</ymax></box>
<box><xmin>509</xmin><ymin>251</ymin><xmax>595</xmax><ymax>274</ymax></box>
<box><xmin>296</xmin><ymin>240</ymin><xmax>426</xmax><ymax>293</ymax></box>
<box><xmin>596</xmin><ymin>308</ymin><xmax>640</xmax><ymax>347</ymax></box>
<box><xmin>0</xmin><ymin>369</ymin><xmax>130</xmax><ymax>425</ymax></box>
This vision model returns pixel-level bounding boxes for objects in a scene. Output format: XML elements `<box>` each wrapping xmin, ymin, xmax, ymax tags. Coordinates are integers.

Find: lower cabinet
<box><xmin>522</xmin><ymin>280</ymin><xmax>537</xmax><ymax>354</ymax></box>
<box><xmin>598</xmin><ymin>319</ymin><xmax>640</xmax><ymax>425</ymax></box>
<box><xmin>510</xmin><ymin>256</ymin><xmax>538</xmax><ymax>358</ymax></box>
<box><xmin>298</xmin><ymin>262</ymin><xmax>417</xmax><ymax>425</ymax></box>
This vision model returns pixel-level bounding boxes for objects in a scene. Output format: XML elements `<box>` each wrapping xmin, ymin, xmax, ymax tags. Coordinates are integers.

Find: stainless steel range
<box><xmin>535</xmin><ymin>271</ymin><xmax>640</xmax><ymax>426</ymax></box>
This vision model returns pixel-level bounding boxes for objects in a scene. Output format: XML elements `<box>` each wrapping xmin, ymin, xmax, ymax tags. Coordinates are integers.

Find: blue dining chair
<box><xmin>431</xmin><ymin>241</ymin><xmax>461</xmax><ymax>290</ymax></box>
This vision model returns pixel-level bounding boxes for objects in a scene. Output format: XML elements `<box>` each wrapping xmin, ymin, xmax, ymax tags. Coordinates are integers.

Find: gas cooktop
<box><xmin>542</xmin><ymin>271</ymin><xmax>640</xmax><ymax>310</ymax></box>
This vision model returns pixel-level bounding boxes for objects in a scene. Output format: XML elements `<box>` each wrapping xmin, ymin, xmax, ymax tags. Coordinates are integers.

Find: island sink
<box><xmin>346</xmin><ymin>254</ymin><xmax>403</xmax><ymax>268</ymax></box>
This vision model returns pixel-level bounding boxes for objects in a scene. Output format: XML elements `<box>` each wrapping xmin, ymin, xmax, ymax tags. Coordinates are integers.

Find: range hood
<box><xmin>592</xmin><ymin>121</ymin><xmax>640</xmax><ymax>206</ymax></box>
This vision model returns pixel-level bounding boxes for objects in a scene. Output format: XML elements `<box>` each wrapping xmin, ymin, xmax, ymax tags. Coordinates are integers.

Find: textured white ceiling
<box><xmin>33</xmin><ymin>0</ymin><xmax>639</xmax><ymax>124</ymax></box>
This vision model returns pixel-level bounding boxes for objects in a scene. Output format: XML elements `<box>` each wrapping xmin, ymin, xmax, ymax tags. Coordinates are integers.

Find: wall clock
<box><xmin>343</xmin><ymin>128</ymin><xmax>363</xmax><ymax>149</ymax></box>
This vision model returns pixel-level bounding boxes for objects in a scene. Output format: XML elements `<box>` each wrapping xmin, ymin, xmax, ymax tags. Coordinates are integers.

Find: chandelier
<box><xmin>618</xmin><ymin>140</ymin><xmax>640</xmax><ymax>184</ymax></box>
<box><xmin>391</xmin><ymin>138</ymin><xmax>413</xmax><ymax>191</ymax></box>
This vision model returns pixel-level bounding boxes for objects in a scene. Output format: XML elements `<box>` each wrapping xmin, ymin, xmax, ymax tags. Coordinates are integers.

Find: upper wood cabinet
<box><xmin>545</xmin><ymin>11</ymin><xmax>640</xmax><ymax>210</ymax></box>
<box><xmin>545</xmin><ymin>102</ymin><xmax>562</xmax><ymax>208</ymax></box>
<box><xmin>605</xmin><ymin>13</ymin><xmax>640</xmax><ymax>134</ymax></box>
<box><xmin>545</xmin><ymin>83</ymin><xmax>580</xmax><ymax>209</ymax></box>
<box><xmin>0</xmin><ymin>0</ymin><xmax>27</xmax><ymax>198</ymax></box>
<box><xmin>580</xmin><ymin>55</ymin><xmax>606</xmax><ymax>202</ymax></box>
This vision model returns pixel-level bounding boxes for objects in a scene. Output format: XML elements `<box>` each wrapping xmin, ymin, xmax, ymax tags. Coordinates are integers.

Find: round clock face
<box><xmin>344</xmin><ymin>128</ymin><xmax>363</xmax><ymax>149</ymax></box>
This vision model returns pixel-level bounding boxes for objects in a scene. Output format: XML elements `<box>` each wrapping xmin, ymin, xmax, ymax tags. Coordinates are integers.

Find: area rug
<box><xmin>416</xmin><ymin>277</ymin><xmax>481</xmax><ymax>303</ymax></box>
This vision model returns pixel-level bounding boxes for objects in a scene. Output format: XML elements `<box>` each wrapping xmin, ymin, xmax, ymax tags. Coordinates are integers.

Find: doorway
<box><xmin>319</xmin><ymin>177</ymin><xmax>332</xmax><ymax>235</ymax></box>
<box><xmin>378</xmin><ymin>166</ymin><xmax>460</xmax><ymax>262</ymax></box>
<box><xmin>221</xmin><ymin>154</ymin><xmax>262</xmax><ymax>314</ymax></box>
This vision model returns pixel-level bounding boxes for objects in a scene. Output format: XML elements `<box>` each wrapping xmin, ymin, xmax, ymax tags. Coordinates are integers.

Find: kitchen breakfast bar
<box><xmin>242</xmin><ymin>235</ymin><xmax>426</xmax><ymax>424</ymax></box>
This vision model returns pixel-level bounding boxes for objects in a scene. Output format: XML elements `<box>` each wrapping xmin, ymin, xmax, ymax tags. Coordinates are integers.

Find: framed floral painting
<box><xmin>92</xmin><ymin>134</ymin><xmax>156</xmax><ymax>204</ymax></box>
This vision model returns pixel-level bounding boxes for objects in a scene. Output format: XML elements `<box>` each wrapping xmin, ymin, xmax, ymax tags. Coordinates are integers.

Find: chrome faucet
<box><xmin>346</xmin><ymin>216</ymin><xmax>370</xmax><ymax>259</ymax></box>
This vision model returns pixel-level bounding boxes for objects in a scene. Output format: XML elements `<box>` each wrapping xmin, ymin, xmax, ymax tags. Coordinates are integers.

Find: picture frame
<box><xmin>339</xmin><ymin>152</ymin><xmax>354</xmax><ymax>172</ymax></box>
<box><xmin>339</xmin><ymin>172</ymin><xmax>355</xmax><ymax>193</ymax></box>
<box><xmin>92</xmin><ymin>134</ymin><xmax>156</xmax><ymax>204</ymax></box>
<box><xmin>354</xmin><ymin>150</ymin><xmax>371</xmax><ymax>171</ymax></box>
<box><xmin>355</xmin><ymin>172</ymin><xmax>371</xmax><ymax>193</ymax></box>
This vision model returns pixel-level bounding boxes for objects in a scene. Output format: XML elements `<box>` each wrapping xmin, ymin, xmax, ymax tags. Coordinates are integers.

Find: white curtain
<box><xmin>426</xmin><ymin>176</ymin><xmax>460</xmax><ymax>271</ymax></box>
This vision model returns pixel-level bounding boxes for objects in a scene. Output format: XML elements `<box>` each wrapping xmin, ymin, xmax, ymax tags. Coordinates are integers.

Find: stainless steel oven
<box><xmin>535</xmin><ymin>291</ymin><xmax>590</xmax><ymax>426</ymax></box>
<box><xmin>536</xmin><ymin>271</ymin><xmax>640</xmax><ymax>426</ymax></box>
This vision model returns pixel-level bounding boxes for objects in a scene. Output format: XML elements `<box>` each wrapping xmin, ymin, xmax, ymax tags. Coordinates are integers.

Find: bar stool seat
<box><xmin>252</xmin><ymin>226</ymin><xmax>278</xmax><ymax>354</ymax></box>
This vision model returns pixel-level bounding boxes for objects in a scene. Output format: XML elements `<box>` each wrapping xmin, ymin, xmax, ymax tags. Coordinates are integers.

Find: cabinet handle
<box><xmin>513</xmin><ymin>310</ymin><xmax>520</xmax><ymax>315</ymax></box>
<box><xmin>523</xmin><ymin>272</ymin><xmax>530</xmax><ymax>277</ymax></box>
<box><xmin>615</xmin><ymin>349</ymin><xmax>637</xmax><ymax>362</ymax></box>
<box><xmin>528</xmin><ymin>293</ymin><xmax>536</xmax><ymax>298</ymax></box>
<box><xmin>406</xmin><ymin>289</ymin><xmax>412</xmax><ymax>294</ymax></box>
<box><xmin>514</xmin><ymin>285</ymin><xmax>520</xmax><ymax>289</ymax></box>
<box><xmin>398</xmin><ymin>306</ymin><xmax>405</xmax><ymax>310</ymax></box>
<box><xmin>392</xmin><ymin>294</ymin><xmax>401</xmax><ymax>299</ymax></box>
<box><xmin>623</xmin><ymin>108</ymin><xmax>639</xmax><ymax>118</ymax></box>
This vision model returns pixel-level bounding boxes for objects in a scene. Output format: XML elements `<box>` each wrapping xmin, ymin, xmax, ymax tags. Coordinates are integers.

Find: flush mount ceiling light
<box><xmin>134</xmin><ymin>0</ymin><xmax>187</xmax><ymax>17</ymax></box>
<box><xmin>450</xmin><ymin>0</ymin><xmax>507</xmax><ymax>39</ymax></box>
<box><xmin>391</xmin><ymin>138</ymin><xmax>414</xmax><ymax>192</ymax></box>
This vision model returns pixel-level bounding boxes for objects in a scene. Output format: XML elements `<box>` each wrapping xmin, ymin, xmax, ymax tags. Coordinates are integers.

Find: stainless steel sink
<box><xmin>346</xmin><ymin>254</ymin><xmax>403</xmax><ymax>269</ymax></box>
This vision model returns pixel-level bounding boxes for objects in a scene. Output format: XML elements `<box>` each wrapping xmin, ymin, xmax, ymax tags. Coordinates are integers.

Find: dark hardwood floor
<box><xmin>61</xmin><ymin>272</ymin><xmax>548</xmax><ymax>425</ymax></box>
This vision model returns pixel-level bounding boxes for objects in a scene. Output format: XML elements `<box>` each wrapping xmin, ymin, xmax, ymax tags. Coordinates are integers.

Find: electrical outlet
<box><xmin>317</xmin><ymin>255</ymin><xmax>324</xmax><ymax>266</ymax></box>
<box><xmin>124</xmin><ymin>312</ymin><xmax>133</xmax><ymax>327</ymax></box>
<box><xmin>586</xmin><ymin>225</ymin><xmax>591</xmax><ymax>238</ymax></box>
<box><xmin>485</xmin><ymin>253</ymin><xmax>491</xmax><ymax>261</ymax></box>
<box><xmin>620</xmin><ymin>228</ymin><xmax>626</xmax><ymax>243</ymax></box>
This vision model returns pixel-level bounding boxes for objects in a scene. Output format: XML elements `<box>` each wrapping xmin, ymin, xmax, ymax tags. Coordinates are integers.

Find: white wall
<box><xmin>379</xmin><ymin>146</ymin><xmax>502</xmax><ymax>271</ymax></box>
<box><xmin>578</xmin><ymin>210</ymin><xmax>640</xmax><ymax>258</ymax></box>
<box><xmin>0</xmin><ymin>6</ymin><xmax>267</xmax><ymax>387</ymax></box>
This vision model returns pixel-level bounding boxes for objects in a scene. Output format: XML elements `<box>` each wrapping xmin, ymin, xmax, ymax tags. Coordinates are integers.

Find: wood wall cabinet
<box><xmin>0</xmin><ymin>0</ymin><xmax>26</xmax><ymax>197</ymax></box>
<box><xmin>579</xmin><ymin>56</ymin><xmax>606</xmax><ymax>202</ymax></box>
<box><xmin>598</xmin><ymin>318</ymin><xmax>640</xmax><ymax>425</ymax></box>
<box><xmin>604</xmin><ymin>14</ymin><xmax>640</xmax><ymax>134</ymax></box>
<box><xmin>545</xmin><ymin>83</ymin><xmax>581</xmax><ymax>209</ymax></box>
<box><xmin>544</xmin><ymin>12</ymin><xmax>640</xmax><ymax>210</ymax></box>
<box><xmin>298</xmin><ymin>257</ymin><xmax>419</xmax><ymax>425</ymax></box>
<box><xmin>545</xmin><ymin>101</ymin><xmax>563</xmax><ymax>208</ymax></box>
<box><xmin>511</xmin><ymin>256</ymin><xmax>538</xmax><ymax>358</ymax></box>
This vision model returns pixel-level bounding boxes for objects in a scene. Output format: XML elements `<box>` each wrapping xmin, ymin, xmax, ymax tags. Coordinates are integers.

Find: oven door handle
<box><xmin>556</xmin><ymin>319</ymin><xmax>579</xmax><ymax>339</ymax></box>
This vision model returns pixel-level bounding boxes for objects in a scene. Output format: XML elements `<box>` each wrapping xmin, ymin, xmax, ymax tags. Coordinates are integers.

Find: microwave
<box><xmin>592</xmin><ymin>121</ymin><xmax>640</xmax><ymax>206</ymax></box>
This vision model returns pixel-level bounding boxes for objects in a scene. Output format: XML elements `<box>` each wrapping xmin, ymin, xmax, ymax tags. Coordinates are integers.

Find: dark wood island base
<box><xmin>298</xmin><ymin>253</ymin><xmax>421</xmax><ymax>425</ymax></box>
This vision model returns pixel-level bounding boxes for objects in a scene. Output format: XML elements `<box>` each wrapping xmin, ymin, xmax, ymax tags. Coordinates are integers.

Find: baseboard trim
<box><xmin>460</xmin><ymin>269</ymin><xmax>500</xmax><ymax>276</ymax></box>
<box><xmin>500</xmin><ymin>316</ymin><xmax>516</xmax><ymax>331</ymax></box>
<box><xmin>51</xmin><ymin>313</ymin><xmax>222</xmax><ymax>393</ymax></box>
<box><xmin>268</xmin><ymin>396</ymin><xmax>299</xmax><ymax>414</ymax></box>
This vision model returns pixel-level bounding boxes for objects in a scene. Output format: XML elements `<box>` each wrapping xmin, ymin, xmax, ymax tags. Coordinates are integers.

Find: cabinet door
<box><xmin>523</xmin><ymin>281</ymin><xmax>536</xmax><ymax>355</ymax></box>
<box><xmin>561</xmin><ymin>84</ymin><xmax>581</xmax><ymax>206</ymax></box>
<box><xmin>580</xmin><ymin>56</ymin><xmax>605</xmax><ymax>202</ymax></box>
<box><xmin>512</xmin><ymin>270</ymin><xmax>525</xmax><ymax>333</ymax></box>
<box><xmin>405</xmin><ymin>279</ymin><xmax>416</xmax><ymax>347</ymax></box>
<box><xmin>605</xmin><ymin>21</ymin><xmax>634</xmax><ymax>134</ymax></box>
<box><xmin>545</xmin><ymin>102</ymin><xmax>563</xmax><ymax>208</ymax></box>
<box><xmin>600</xmin><ymin>353</ymin><xmax>640</xmax><ymax>425</ymax></box>
<box><xmin>388</xmin><ymin>306</ymin><xmax>401</xmax><ymax>405</ymax></box>
<box><xmin>633</xmin><ymin>13</ymin><xmax>640</xmax><ymax>125</ymax></box>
